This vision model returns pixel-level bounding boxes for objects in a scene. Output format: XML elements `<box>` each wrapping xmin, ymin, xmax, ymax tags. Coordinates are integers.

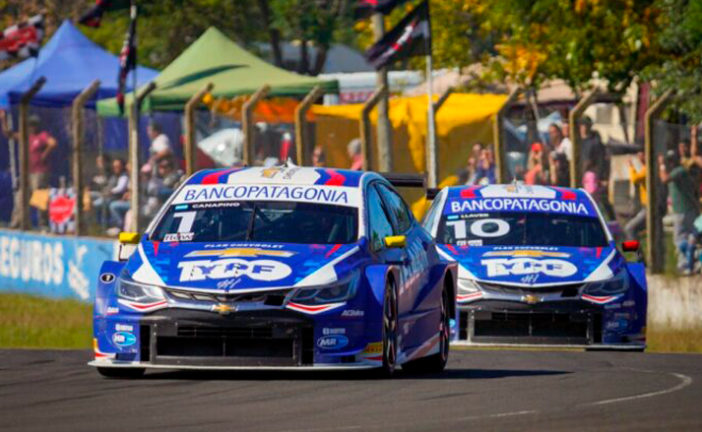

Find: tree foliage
<box><xmin>644</xmin><ymin>0</ymin><xmax>702</xmax><ymax>122</ymax></box>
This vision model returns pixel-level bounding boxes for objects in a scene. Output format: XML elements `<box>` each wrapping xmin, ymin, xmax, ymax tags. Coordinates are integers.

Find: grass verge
<box><xmin>1</xmin><ymin>293</ymin><xmax>701</xmax><ymax>353</ymax></box>
<box><xmin>0</xmin><ymin>293</ymin><xmax>92</xmax><ymax>349</ymax></box>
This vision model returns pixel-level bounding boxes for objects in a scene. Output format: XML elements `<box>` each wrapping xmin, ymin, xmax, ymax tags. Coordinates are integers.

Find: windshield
<box><xmin>151</xmin><ymin>201</ymin><xmax>358</xmax><ymax>244</ymax></box>
<box><xmin>437</xmin><ymin>212</ymin><xmax>608</xmax><ymax>247</ymax></box>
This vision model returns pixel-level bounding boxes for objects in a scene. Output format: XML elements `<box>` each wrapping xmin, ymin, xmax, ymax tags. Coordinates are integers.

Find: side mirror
<box><xmin>118</xmin><ymin>232</ymin><xmax>140</xmax><ymax>261</ymax></box>
<box><xmin>384</xmin><ymin>235</ymin><xmax>407</xmax><ymax>249</ymax></box>
<box><xmin>622</xmin><ymin>240</ymin><xmax>640</xmax><ymax>252</ymax></box>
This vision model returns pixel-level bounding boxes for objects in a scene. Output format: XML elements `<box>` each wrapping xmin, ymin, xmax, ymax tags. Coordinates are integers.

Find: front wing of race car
<box><xmin>451</xmin><ymin>264</ymin><xmax>647</xmax><ymax>350</ymax></box>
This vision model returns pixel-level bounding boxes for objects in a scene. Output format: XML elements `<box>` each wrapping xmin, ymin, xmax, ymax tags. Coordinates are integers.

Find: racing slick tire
<box><xmin>376</xmin><ymin>278</ymin><xmax>399</xmax><ymax>378</ymax></box>
<box><xmin>97</xmin><ymin>367</ymin><xmax>145</xmax><ymax>379</ymax></box>
<box><xmin>402</xmin><ymin>283</ymin><xmax>450</xmax><ymax>374</ymax></box>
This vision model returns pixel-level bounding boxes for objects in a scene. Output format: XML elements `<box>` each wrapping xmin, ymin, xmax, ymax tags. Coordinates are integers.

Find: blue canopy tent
<box><xmin>0</xmin><ymin>20</ymin><xmax>168</xmax><ymax>224</ymax></box>
<box><xmin>0</xmin><ymin>20</ymin><xmax>157</xmax><ymax>109</ymax></box>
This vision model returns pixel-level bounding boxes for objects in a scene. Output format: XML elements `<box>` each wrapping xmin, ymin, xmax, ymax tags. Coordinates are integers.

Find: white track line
<box><xmin>587</xmin><ymin>369</ymin><xmax>693</xmax><ymax>406</ymax></box>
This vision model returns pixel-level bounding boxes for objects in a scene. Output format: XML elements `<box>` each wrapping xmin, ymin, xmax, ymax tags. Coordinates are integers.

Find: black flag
<box><xmin>364</xmin><ymin>1</ymin><xmax>431</xmax><ymax>69</ymax></box>
<box><xmin>117</xmin><ymin>5</ymin><xmax>137</xmax><ymax>115</ymax></box>
<box><xmin>355</xmin><ymin>0</ymin><xmax>410</xmax><ymax>19</ymax></box>
<box><xmin>79</xmin><ymin>0</ymin><xmax>130</xmax><ymax>28</ymax></box>
<box><xmin>0</xmin><ymin>15</ymin><xmax>44</xmax><ymax>61</ymax></box>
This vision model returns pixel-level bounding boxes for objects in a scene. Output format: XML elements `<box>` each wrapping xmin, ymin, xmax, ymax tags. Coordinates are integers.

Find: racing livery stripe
<box><xmin>581</xmin><ymin>294</ymin><xmax>619</xmax><ymax>305</ymax></box>
<box><xmin>117</xmin><ymin>299</ymin><xmax>168</xmax><ymax>312</ymax></box>
<box><xmin>286</xmin><ymin>301</ymin><xmax>346</xmax><ymax>314</ymax></box>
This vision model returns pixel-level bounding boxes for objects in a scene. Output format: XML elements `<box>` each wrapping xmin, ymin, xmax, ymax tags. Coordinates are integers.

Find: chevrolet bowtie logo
<box><xmin>186</xmin><ymin>248</ymin><xmax>295</xmax><ymax>258</ymax></box>
<box><xmin>522</xmin><ymin>294</ymin><xmax>540</xmax><ymax>305</ymax></box>
<box><xmin>211</xmin><ymin>304</ymin><xmax>237</xmax><ymax>315</ymax></box>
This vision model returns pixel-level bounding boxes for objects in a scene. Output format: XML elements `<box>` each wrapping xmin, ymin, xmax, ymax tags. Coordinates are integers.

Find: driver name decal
<box><xmin>178</xmin><ymin>258</ymin><xmax>292</xmax><ymax>282</ymax></box>
<box><xmin>481</xmin><ymin>258</ymin><xmax>578</xmax><ymax>278</ymax></box>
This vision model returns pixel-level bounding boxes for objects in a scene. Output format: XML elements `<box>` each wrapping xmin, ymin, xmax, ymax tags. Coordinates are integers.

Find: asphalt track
<box><xmin>0</xmin><ymin>349</ymin><xmax>700</xmax><ymax>432</ymax></box>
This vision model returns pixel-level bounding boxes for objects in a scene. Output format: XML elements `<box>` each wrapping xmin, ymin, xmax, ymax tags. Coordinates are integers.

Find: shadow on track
<box><xmin>114</xmin><ymin>368</ymin><xmax>570</xmax><ymax>382</ymax></box>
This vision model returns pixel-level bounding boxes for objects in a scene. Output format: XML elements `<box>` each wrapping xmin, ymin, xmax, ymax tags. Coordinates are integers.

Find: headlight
<box><xmin>458</xmin><ymin>278</ymin><xmax>481</xmax><ymax>294</ymax></box>
<box><xmin>116</xmin><ymin>278</ymin><xmax>165</xmax><ymax>303</ymax></box>
<box><xmin>292</xmin><ymin>275</ymin><xmax>358</xmax><ymax>305</ymax></box>
<box><xmin>584</xmin><ymin>269</ymin><xmax>629</xmax><ymax>296</ymax></box>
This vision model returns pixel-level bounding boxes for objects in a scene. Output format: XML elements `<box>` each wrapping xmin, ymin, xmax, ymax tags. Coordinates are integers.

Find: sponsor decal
<box><xmin>186</xmin><ymin>248</ymin><xmax>295</xmax><ymax>258</ymax></box>
<box><xmin>322</xmin><ymin>327</ymin><xmax>346</xmax><ymax>335</ymax></box>
<box><xmin>100</xmin><ymin>272</ymin><xmax>115</xmax><ymax>283</ymax></box>
<box><xmin>362</xmin><ymin>342</ymin><xmax>382</xmax><ymax>355</ymax></box>
<box><xmin>164</xmin><ymin>232</ymin><xmax>194</xmax><ymax>242</ymax></box>
<box><xmin>178</xmin><ymin>259</ymin><xmax>292</xmax><ymax>282</ymax></box>
<box><xmin>112</xmin><ymin>331</ymin><xmax>136</xmax><ymax>347</ymax></box>
<box><xmin>483</xmin><ymin>250</ymin><xmax>570</xmax><ymax>258</ymax></box>
<box><xmin>340</xmin><ymin>309</ymin><xmax>364</xmax><ymax>317</ymax></box>
<box><xmin>115</xmin><ymin>324</ymin><xmax>133</xmax><ymax>332</ymax></box>
<box><xmin>449</xmin><ymin>198</ymin><xmax>589</xmax><ymax>216</ymax></box>
<box><xmin>317</xmin><ymin>334</ymin><xmax>349</xmax><ymax>350</ymax></box>
<box><xmin>481</xmin><ymin>258</ymin><xmax>578</xmax><ymax>278</ymax></box>
<box><xmin>174</xmin><ymin>184</ymin><xmax>356</xmax><ymax>206</ymax></box>
<box><xmin>106</xmin><ymin>306</ymin><xmax>119</xmax><ymax>315</ymax></box>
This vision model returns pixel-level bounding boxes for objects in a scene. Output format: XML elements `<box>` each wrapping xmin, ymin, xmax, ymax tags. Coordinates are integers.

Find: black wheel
<box><xmin>378</xmin><ymin>278</ymin><xmax>398</xmax><ymax>377</ymax></box>
<box><xmin>403</xmin><ymin>284</ymin><xmax>450</xmax><ymax>374</ymax></box>
<box><xmin>97</xmin><ymin>367</ymin><xmax>145</xmax><ymax>379</ymax></box>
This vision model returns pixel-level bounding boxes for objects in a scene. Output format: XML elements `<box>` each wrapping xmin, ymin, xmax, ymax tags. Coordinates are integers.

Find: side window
<box><xmin>376</xmin><ymin>184</ymin><xmax>412</xmax><ymax>234</ymax></box>
<box><xmin>367</xmin><ymin>185</ymin><xmax>394</xmax><ymax>251</ymax></box>
<box><xmin>422</xmin><ymin>191</ymin><xmax>442</xmax><ymax>233</ymax></box>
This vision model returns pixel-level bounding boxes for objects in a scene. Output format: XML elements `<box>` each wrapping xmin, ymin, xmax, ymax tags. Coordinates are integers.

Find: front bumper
<box><xmin>92</xmin><ymin>305</ymin><xmax>384</xmax><ymax>370</ymax></box>
<box><xmin>454</xmin><ymin>295</ymin><xmax>646</xmax><ymax>350</ymax></box>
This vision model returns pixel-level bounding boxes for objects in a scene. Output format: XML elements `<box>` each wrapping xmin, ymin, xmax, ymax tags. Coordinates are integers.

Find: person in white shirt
<box><xmin>556</xmin><ymin>122</ymin><xmax>573</xmax><ymax>162</ymax></box>
<box><xmin>146</xmin><ymin>121</ymin><xmax>174</xmax><ymax>169</ymax></box>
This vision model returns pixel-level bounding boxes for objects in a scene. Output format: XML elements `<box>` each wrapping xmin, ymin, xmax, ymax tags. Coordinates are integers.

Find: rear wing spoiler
<box><xmin>379</xmin><ymin>173</ymin><xmax>439</xmax><ymax>199</ymax></box>
<box><xmin>380</xmin><ymin>173</ymin><xmax>426</xmax><ymax>188</ymax></box>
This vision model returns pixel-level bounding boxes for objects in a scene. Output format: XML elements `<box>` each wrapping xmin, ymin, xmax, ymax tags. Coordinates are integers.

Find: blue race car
<box><xmin>91</xmin><ymin>166</ymin><xmax>456</xmax><ymax>377</ymax></box>
<box><xmin>422</xmin><ymin>184</ymin><xmax>647</xmax><ymax>350</ymax></box>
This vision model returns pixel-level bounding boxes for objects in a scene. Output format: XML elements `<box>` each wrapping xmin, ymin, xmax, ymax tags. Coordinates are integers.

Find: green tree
<box><xmin>644</xmin><ymin>0</ymin><xmax>702</xmax><ymax>122</ymax></box>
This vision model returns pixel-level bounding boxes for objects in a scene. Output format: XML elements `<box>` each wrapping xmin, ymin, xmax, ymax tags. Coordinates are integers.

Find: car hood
<box><xmin>437</xmin><ymin>244</ymin><xmax>623</xmax><ymax>287</ymax></box>
<box><xmin>125</xmin><ymin>241</ymin><xmax>362</xmax><ymax>292</ymax></box>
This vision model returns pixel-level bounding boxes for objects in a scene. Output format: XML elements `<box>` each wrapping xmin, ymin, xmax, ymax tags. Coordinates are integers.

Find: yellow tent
<box><xmin>311</xmin><ymin>93</ymin><xmax>508</xmax><ymax>218</ymax></box>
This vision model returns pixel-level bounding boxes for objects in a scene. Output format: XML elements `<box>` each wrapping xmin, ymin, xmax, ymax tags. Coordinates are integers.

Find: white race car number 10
<box><xmin>446</xmin><ymin>218</ymin><xmax>510</xmax><ymax>239</ymax></box>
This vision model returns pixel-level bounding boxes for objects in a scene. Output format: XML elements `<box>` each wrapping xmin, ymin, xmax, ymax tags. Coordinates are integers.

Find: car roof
<box><xmin>444</xmin><ymin>184</ymin><xmax>589</xmax><ymax>201</ymax></box>
<box><xmin>186</xmin><ymin>166</ymin><xmax>367</xmax><ymax>188</ymax></box>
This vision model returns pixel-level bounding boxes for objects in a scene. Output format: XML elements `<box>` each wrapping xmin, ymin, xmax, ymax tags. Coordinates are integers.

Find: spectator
<box><xmin>660</xmin><ymin>150</ymin><xmax>700</xmax><ymax>274</ymax></box>
<box><xmin>525</xmin><ymin>142</ymin><xmax>547</xmax><ymax>185</ymax></box>
<box><xmin>624</xmin><ymin>151</ymin><xmax>647</xmax><ymax>240</ymax></box>
<box><xmin>146</xmin><ymin>120</ymin><xmax>174</xmax><ymax>170</ymax></box>
<box><xmin>89</xmin><ymin>154</ymin><xmax>112</xmax><ymax>227</ymax></box>
<box><xmin>548</xmin><ymin>151</ymin><xmax>570</xmax><ymax>187</ymax></box>
<box><xmin>457</xmin><ymin>155</ymin><xmax>477</xmax><ymax>185</ymax></box>
<box><xmin>107</xmin><ymin>159</ymin><xmax>131</xmax><ymax>236</ymax></box>
<box><xmin>347</xmin><ymin>138</ymin><xmax>363</xmax><ymax>170</ymax></box>
<box><xmin>558</xmin><ymin>122</ymin><xmax>573</xmax><ymax>161</ymax></box>
<box><xmin>312</xmin><ymin>146</ymin><xmax>326</xmax><ymax>167</ymax></box>
<box><xmin>473</xmin><ymin>148</ymin><xmax>496</xmax><ymax>185</ymax></box>
<box><xmin>0</xmin><ymin>112</ymin><xmax>58</xmax><ymax>229</ymax></box>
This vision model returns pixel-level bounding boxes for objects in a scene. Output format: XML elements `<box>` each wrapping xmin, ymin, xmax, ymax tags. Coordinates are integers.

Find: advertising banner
<box><xmin>0</xmin><ymin>229</ymin><xmax>117</xmax><ymax>301</ymax></box>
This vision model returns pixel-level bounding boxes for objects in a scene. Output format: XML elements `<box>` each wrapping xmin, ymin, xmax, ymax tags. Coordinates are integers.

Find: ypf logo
<box><xmin>178</xmin><ymin>259</ymin><xmax>292</xmax><ymax>282</ymax></box>
<box><xmin>481</xmin><ymin>258</ymin><xmax>577</xmax><ymax>278</ymax></box>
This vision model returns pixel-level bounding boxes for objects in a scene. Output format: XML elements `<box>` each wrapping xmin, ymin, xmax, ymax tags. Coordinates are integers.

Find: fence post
<box><xmin>372</xmin><ymin>12</ymin><xmax>393</xmax><ymax>173</ymax></box>
<box><xmin>128</xmin><ymin>82</ymin><xmax>157</xmax><ymax>233</ymax></box>
<box><xmin>71</xmin><ymin>80</ymin><xmax>101</xmax><ymax>236</ymax></box>
<box><xmin>18</xmin><ymin>77</ymin><xmax>46</xmax><ymax>231</ymax></box>
<box><xmin>184</xmin><ymin>83</ymin><xmax>214</xmax><ymax>176</ymax></box>
<box><xmin>295</xmin><ymin>86</ymin><xmax>324</xmax><ymax>166</ymax></box>
<box><xmin>645</xmin><ymin>89</ymin><xmax>673</xmax><ymax>273</ymax></box>
<box><xmin>360</xmin><ymin>85</ymin><xmax>388</xmax><ymax>171</ymax></box>
<box><xmin>493</xmin><ymin>87</ymin><xmax>520</xmax><ymax>183</ymax></box>
<box><xmin>425</xmin><ymin>87</ymin><xmax>454</xmax><ymax>187</ymax></box>
<box><xmin>568</xmin><ymin>89</ymin><xmax>599</xmax><ymax>188</ymax></box>
<box><xmin>242</xmin><ymin>85</ymin><xmax>270</xmax><ymax>166</ymax></box>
